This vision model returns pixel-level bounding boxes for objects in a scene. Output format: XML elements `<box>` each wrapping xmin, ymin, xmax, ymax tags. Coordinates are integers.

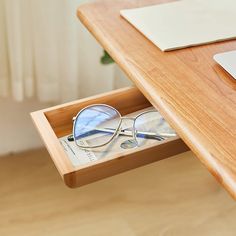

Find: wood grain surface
<box><xmin>31</xmin><ymin>87</ymin><xmax>188</xmax><ymax>188</ymax></box>
<box><xmin>77</xmin><ymin>0</ymin><xmax>236</xmax><ymax>199</ymax></box>
<box><xmin>1</xmin><ymin>149</ymin><xmax>236</xmax><ymax>236</ymax></box>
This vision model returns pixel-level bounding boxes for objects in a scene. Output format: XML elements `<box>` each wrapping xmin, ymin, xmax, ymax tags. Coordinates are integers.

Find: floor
<box><xmin>0</xmin><ymin>149</ymin><xmax>236</xmax><ymax>236</ymax></box>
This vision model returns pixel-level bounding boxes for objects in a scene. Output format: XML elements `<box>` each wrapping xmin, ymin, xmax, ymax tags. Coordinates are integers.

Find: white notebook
<box><xmin>120</xmin><ymin>0</ymin><xmax>236</xmax><ymax>51</ymax></box>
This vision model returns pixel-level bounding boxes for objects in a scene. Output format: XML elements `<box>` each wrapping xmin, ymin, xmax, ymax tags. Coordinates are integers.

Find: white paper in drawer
<box><xmin>59</xmin><ymin>107</ymin><xmax>176</xmax><ymax>167</ymax></box>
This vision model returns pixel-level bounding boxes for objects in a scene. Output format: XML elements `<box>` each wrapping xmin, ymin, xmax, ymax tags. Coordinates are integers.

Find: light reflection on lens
<box><xmin>134</xmin><ymin>111</ymin><xmax>176</xmax><ymax>146</ymax></box>
<box><xmin>74</xmin><ymin>105</ymin><xmax>121</xmax><ymax>147</ymax></box>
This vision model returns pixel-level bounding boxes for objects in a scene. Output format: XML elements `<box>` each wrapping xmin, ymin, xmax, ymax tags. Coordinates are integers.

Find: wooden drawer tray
<box><xmin>31</xmin><ymin>87</ymin><xmax>189</xmax><ymax>188</ymax></box>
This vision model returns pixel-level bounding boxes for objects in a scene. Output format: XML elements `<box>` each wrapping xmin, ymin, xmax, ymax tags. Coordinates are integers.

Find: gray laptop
<box><xmin>214</xmin><ymin>50</ymin><xmax>236</xmax><ymax>80</ymax></box>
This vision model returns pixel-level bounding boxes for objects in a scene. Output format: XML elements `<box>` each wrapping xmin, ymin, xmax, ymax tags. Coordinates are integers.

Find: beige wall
<box><xmin>0</xmin><ymin>98</ymin><xmax>53</xmax><ymax>156</ymax></box>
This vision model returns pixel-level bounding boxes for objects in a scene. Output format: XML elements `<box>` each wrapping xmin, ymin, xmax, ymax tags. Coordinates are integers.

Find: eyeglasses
<box><xmin>71</xmin><ymin>104</ymin><xmax>176</xmax><ymax>149</ymax></box>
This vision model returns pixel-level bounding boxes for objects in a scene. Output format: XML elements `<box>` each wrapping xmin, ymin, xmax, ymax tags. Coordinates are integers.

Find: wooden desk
<box><xmin>77</xmin><ymin>0</ymin><xmax>236</xmax><ymax>199</ymax></box>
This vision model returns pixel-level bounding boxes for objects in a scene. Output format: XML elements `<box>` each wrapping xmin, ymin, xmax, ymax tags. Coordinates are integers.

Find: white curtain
<box><xmin>0</xmin><ymin>0</ymin><xmax>130</xmax><ymax>102</ymax></box>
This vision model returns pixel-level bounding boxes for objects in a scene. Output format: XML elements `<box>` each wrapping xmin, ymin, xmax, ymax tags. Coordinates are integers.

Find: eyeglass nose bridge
<box><xmin>118</xmin><ymin>116</ymin><xmax>137</xmax><ymax>141</ymax></box>
<box><xmin>120</xmin><ymin>117</ymin><xmax>136</xmax><ymax>130</ymax></box>
<box><xmin>121</xmin><ymin>117</ymin><xmax>135</xmax><ymax>121</ymax></box>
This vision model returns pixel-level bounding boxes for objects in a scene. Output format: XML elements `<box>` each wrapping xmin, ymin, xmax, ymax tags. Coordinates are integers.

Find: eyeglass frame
<box><xmin>72</xmin><ymin>104</ymin><xmax>174</xmax><ymax>149</ymax></box>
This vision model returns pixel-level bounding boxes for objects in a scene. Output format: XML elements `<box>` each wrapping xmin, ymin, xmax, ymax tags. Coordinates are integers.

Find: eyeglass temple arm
<box><xmin>72</xmin><ymin>117</ymin><xmax>175</xmax><ymax>138</ymax></box>
<box><xmin>73</xmin><ymin>127</ymin><xmax>175</xmax><ymax>141</ymax></box>
<box><xmin>105</xmin><ymin>128</ymin><xmax>176</xmax><ymax>138</ymax></box>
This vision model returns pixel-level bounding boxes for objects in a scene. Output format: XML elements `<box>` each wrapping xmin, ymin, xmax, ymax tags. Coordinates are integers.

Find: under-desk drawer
<box><xmin>31</xmin><ymin>87</ymin><xmax>189</xmax><ymax>188</ymax></box>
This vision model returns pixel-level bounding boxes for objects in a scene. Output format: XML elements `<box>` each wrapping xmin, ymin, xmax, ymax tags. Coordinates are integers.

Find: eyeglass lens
<box><xmin>73</xmin><ymin>105</ymin><xmax>121</xmax><ymax>147</ymax></box>
<box><xmin>134</xmin><ymin>111</ymin><xmax>176</xmax><ymax>146</ymax></box>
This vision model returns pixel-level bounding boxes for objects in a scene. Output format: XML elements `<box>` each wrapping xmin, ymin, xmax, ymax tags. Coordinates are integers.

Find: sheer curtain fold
<box><xmin>0</xmin><ymin>0</ymin><xmax>128</xmax><ymax>102</ymax></box>
<box><xmin>4</xmin><ymin>0</ymin><xmax>34</xmax><ymax>100</ymax></box>
<box><xmin>0</xmin><ymin>0</ymin><xmax>9</xmax><ymax>97</ymax></box>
